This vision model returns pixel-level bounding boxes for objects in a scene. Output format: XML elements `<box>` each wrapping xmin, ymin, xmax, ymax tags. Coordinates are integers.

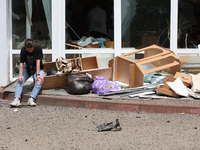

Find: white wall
<box><xmin>0</xmin><ymin>0</ymin><xmax>10</xmax><ymax>86</ymax></box>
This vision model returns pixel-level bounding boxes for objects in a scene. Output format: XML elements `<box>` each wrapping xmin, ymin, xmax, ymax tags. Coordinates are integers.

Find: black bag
<box><xmin>27</xmin><ymin>65</ymin><xmax>35</xmax><ymax>76</ymax></box>
<box><xmin>65</xmin><ymin>73</ymin><xmax>93</xmax><ymax>94</ymax></box>
<box><xmin>47</xmin><ymin>68</ymin><xmax>57</xmax><ymax>76</ymax></box>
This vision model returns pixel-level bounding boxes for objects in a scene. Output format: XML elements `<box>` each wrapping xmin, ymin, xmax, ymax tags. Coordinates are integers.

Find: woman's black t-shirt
<box><xmin>20</xmin><ymin>44</ymin><xmax>44</xmax><ymax>69</ymax></box>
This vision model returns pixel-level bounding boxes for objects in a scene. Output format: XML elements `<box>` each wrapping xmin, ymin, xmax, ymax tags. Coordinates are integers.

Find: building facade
<box><xmin>1</xmin><ymin>0</ymin><xmax>199</xmax><ymax>86</ymax></box>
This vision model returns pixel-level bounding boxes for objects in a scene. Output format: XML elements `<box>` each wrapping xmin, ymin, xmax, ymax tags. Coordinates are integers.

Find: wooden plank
<box><xmin>41</xmin><ymin>75</ymin><xmax>67</xmax><ymax>90</ymax></box>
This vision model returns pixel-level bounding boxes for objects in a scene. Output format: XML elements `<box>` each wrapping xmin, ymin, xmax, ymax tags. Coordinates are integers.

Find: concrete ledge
<box><xmin>1</xmin><ymin>88</ymin><xmax>200</xmax><ymax>115</ymax></box>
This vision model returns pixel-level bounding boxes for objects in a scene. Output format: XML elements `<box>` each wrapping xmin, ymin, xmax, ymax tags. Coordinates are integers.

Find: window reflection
<box><xmin>13</xmin><ymin>54</ymin><xmax>52</xmax><ymax>78</ymax></box>
<box><xmin>65</xmin><ymin>54</ymin><xmax>113</xmax><ymax>68</ymax></box>
<box><xmin>122</xmin><ymin>0</ymin><xmax>170</xmax><ymax>49</ymax></box>
<box><xmin>65</xmin><ymin>0</ymin><xmax>114</xmax><ymax>49</ymax></box>
<box><xmin>178</xmin><ymin>0</ymin><xmax>200</xmax><ymax>48</ymax></box>
<box><xmin>12</xmin><ymin>0</ymin><xmax>52</xmax><ymax>49</ymax></box>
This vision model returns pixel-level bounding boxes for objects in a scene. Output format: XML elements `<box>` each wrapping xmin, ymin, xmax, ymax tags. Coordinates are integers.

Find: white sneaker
<box><xmin>27</xmin><ymin>98</ymin><xmax>36</xmax><ymax>106</ymax></box>
<box><xmin>10</xmin><ymin>99</ymin><xmax>21</xmax><ymax>107</ymax></box>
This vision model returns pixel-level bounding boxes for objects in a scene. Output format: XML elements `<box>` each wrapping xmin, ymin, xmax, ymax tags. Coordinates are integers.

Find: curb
<box><xmin>1</xmin><ymin>89</ymin><xmax>200</xmax><ymax>115</ymax></box>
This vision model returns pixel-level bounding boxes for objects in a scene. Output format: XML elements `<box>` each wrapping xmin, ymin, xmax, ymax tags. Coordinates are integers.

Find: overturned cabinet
<box><xmin>109</xmin><ymin>45</ymin><xmax>182</xmax><ymax>88</ymax></box>
<box><xmin>38</xmin><ymin>56</ymin><xmax>112</xmax><ymax>90</ymax></box>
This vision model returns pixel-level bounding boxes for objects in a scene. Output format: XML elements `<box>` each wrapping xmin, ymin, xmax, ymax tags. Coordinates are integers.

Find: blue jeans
<box><xmin>15</xmin><ymin>64</ymin><xmax>44</xmax><ymax>99</ymax></box>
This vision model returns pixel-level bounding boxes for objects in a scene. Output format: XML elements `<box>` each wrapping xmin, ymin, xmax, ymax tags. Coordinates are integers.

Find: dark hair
<box><xmin>24</xmin><ymin>39</ymin><xmax>35</xmax><ymax>48</ymax></box>
<box><xmin>95</xmin><ymin>0</ymin><xmax>102</xmax><ymax>6</ymax></box>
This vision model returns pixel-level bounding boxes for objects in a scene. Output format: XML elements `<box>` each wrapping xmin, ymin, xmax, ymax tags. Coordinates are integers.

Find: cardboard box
<box><xmin>109</xmin><ymin>44</ymin><xmax>182</xmax><ymax>88</ymax></box>
<box><xmin>36</xmin><ymin>56</ymin><xmax>113</xmax><ymax>90</ymax></box>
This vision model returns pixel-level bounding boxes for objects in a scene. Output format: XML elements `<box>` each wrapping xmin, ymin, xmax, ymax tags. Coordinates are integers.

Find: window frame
<box><xmin>10</xmin><ymin>0</ymin><xmax>199</xmax><ymax>81</ymax></box>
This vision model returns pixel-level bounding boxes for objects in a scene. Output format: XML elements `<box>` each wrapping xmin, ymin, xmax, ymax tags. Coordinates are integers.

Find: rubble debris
<box><xmin>139</xmin><ymin>94</ymin><xmax>170</xmax><ymax>99</ymax></box>
<box><xmin>109</xmin><ymin>44</ymin><xmax>181</xmax><ymax>88</ymax></box>
<box><xmin>191</xmin><ymin>74</ymin><xmax>200</xmax><ymax>93</ymax></box>
<box><xmin>37</xmin><ymin>56</ymin><xmax>112</xmax><ymax>90</ymax></box>
<box><xmin>188</xmin><ymin>88</ymin><xmax>200</xmax><ymax>99</ymax></box>
<box><xmin>157</xmin><ymin>72</ymin><xmax>191</xmax><ymax>98</ymax></box>
<box><xmin>119</xmin><ymin>89</ymin><xmax>156</xmax><ymax>97</ymax></box>
<box><xmin>150</xmin><ymin>73</ymin><xmax>167</xmax><ymax>84</ymax></box>
<box><xmin>96</xmin><ymin>119</ymin><xmax>122</xmax><ymax>132</ymax></box>
<box><xmin>14</xmin><ymin>108</ymin><xmax>18</xmax><ymax>112</ymax></box>
<box><xmin>102</xmin><ymin>83</ymin><xmax>161</xmax><ymax>96</ymax></box>
<box><xmin>129</xmin><ymin>90</ymin><xmax>155</xmax><ymax>98</ymax></box>
<box><xmin>26</xmin><ymin>44</ymin><xmax>200</xmax><ymax>100</ymax></box>
<box><xmin>166</xmin><ymin>77</ymin><xmax>188</xmax><ymax>97</ymax></box>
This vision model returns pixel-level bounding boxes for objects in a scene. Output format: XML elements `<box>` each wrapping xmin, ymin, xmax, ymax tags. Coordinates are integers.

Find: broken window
<box><xmin>65</xmin><ymin>0</ymin><xmax>114</xmax><ymax>50</ymax></box>
<box><xmin>12</xmin><ymin>0</ymin><xmax>52</xmax><ymax>49</ymax></box>
<box><xmin>178</xmin><ymin>0</ymin><xmax>200</xmax><ymax>48</ymax></box>
<box><xmin>121</xmin><ymin>0</ymin><xmax>170</xmax><ymax>49</ymax></box>
<box><xmin>12</xmin><ymin>0</ymin><xmax>52</xmax><ymax>78</ymax></box>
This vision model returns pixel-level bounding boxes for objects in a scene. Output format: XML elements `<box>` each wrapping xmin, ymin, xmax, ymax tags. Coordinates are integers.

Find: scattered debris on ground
<box><xmin>4</xmin><ymin>44</ymin><xmax>200</xmax><ymax>100</ymax></box>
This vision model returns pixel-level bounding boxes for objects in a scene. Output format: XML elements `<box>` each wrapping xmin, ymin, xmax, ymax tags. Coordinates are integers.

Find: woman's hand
<box><xmin>37</xmin><ymin>75</ymin><xmax>44</xmax><ymax>85</ymax></box>
<box><xmin>18</xmin><ymin>76</ymin><xmax>23</xmax><ymax>83</ymax></box>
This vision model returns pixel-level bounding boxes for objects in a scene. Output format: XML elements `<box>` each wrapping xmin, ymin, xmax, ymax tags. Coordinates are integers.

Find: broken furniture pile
<box><xmin>40</xmin><ymin>44</ymin><xmax>200</xmax><ymax>99</ymax></box>
<box><xmin>40</xmin><ymin>56</ymin><xmax>112</xmax><ymax>90</ymax></box>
